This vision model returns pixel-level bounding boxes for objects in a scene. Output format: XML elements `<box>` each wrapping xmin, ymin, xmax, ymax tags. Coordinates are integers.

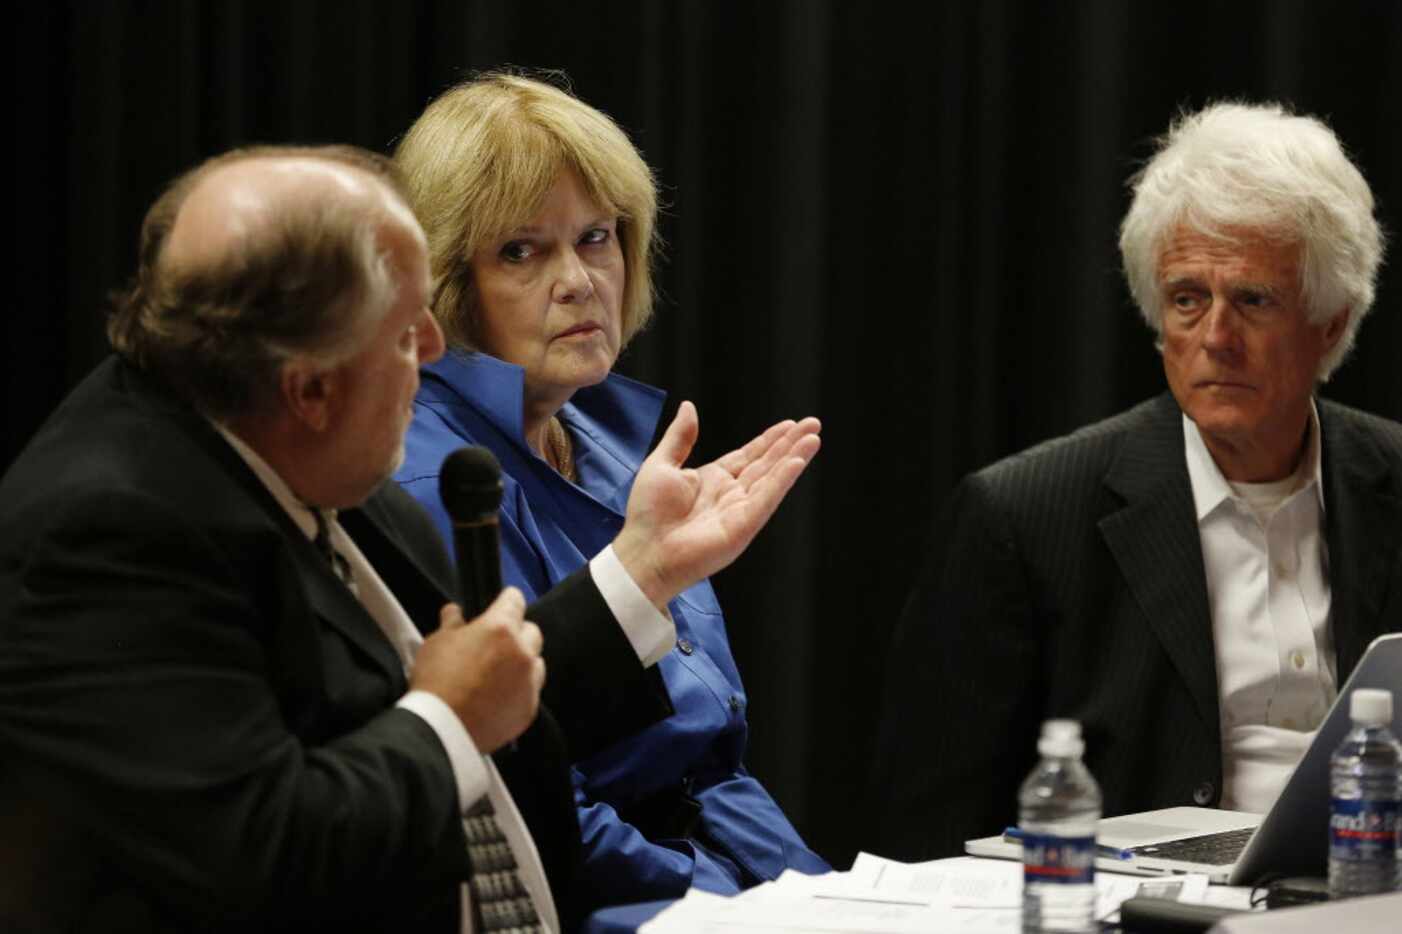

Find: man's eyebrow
<box><xmin>1160</xmin><ymin>276</ymin><xmax>1205</xmax><ymax>292</ymax></box>
<box><xmin>1229</xmin><ymin>281</ymin><xmax>1284</xmax><ymax>299</ymax></box>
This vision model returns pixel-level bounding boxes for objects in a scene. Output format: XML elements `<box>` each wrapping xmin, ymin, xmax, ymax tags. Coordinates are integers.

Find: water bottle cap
<box><xmin>1038</xmin><ymin>718</ymin><xmax>1085</xmax><ymax>757</ymax></box>
<box><xmin>1349</xmin><ymin>688</ymin><xmax>1393</xmax><ymax>726</ymax></box>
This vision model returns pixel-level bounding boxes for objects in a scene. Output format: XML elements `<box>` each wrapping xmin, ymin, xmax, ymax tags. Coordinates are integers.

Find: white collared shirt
<box><xmin>1183</xmin><ymin>403</ymin><xmax>1336</xmax><ymax>814</ymax></box>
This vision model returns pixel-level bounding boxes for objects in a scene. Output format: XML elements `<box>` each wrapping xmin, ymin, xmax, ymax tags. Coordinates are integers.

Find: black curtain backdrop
<box><xmin>10</xmin><ymin>1</ymin><xmax>1401</xmax><ymax>870</ymax></box>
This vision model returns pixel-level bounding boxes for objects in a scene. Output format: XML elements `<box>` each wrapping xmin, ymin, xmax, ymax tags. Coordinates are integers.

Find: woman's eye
<box><xmin>580</xmin><ymin>227</ymin><xmax>611</xmax><ymax>246</ymax></box>
<box><xmin>500</xmin><ymin>241</ymin><xmax>533</xmax><ymax>262</ymax></box>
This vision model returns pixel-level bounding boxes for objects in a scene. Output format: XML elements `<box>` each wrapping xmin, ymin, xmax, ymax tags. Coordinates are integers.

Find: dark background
<box><xmin>10</xmin><ymin>0</ymin><xmax>1400</xmax><ymax>870</ymax></box>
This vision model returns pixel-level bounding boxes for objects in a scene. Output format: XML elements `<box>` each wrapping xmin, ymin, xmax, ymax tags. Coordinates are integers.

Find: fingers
<box><xmin>732</xmin><ymin>417</ymin><xmax>822</xmax><ymax>491</ymax></box>
<box><xmin>417</xmin><ymin>590</ymin><xmax>544</xmax><ymax>755</ymax></box>
<box><xmin>487</xmin><ymin>585</ymin><xmax>526</xmax><ymax>620</ymax></box>
<box><xmin>788</xmin><ymin>431</ymin><xmax>822</xmax><ymax>466</ymax></box>
<box><xmin>768</xmin><ymin>441</ymin><xmax>820</xmax><ymax>495</ymax></box>
<box><xmin>652</xmin><ymin>400</ymin><xmax>700</xmax><ymax>468</ymax></box>
<box><xmin>715</xmin><ymin>417</ymin><xmax>794</xmax><ymax>476</ymax></box>
<box><xmin>740</xmin><ymin>447</ymin><xmax>817</xmax><ymax>528</ymax></box>
<box><xmin>441</xmin><ymin>585</ymin><xmax>527</xmax><ymax>631</ymax></box>
<box><xmin>518</xmin><ymin>619</ymin><xmax>543</xmax><ymax>656</ymax></box>
<box><xmin>522</xmin><ymin>621</ymin><xmax>546</xmax><ymax>696</ymax></box>
<box><xmin>530</xmin><ymin>655</ymin><xmax>547</xmax><ymax>697</ymax></box>
<box><xmin>794</xmin><ymin>416</ymin><xmax>823</xmax><ymax>439</ymax></box>
<box><xmin>717</xmin><ymin>416</ymin><xmax>822</xmax><ymax>480</ymax></box>
<box><xmin>488</xmin><ymin>589</ymin><xmax>541</xmax><ymax>667</ymax></box>
<box><xmin>724</xmin><ymin>430</ymin><xmax>823</xmax><ymax>541</ymax></box>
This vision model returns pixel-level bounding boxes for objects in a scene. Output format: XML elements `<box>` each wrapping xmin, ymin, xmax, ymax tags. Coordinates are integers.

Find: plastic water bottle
<box><xmin>1328</xmin><ymin>688</ymin><xmax>1402</xmax><ymax>898</ymax></box>
<box><xmin>1019</xmin><ymin>719</ymin><xmax>1101</xmax><ymax>933</ymax></box>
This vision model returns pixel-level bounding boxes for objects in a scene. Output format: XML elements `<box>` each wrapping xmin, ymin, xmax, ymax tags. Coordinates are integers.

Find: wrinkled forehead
<box><xmin>1156</xmin><ymin>224</ymin><xmax>1303</xmax><ymax>286</ymax></box>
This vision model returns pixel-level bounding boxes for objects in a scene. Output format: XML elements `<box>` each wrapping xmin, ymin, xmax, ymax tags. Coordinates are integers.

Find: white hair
<box><xmin>1118</xmin><ymin>101</ymin><xmax>1385</xmax><ymax>381</ymax></box>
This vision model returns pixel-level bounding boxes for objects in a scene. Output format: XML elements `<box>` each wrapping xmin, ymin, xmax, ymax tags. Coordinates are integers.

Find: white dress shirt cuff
<box><xmin>397</xmin><ymin>690</ymin><xmax>490</xmax><ymax>814</ymax></box>
<box><xmin>590</xmin><ymin>544</ymin><xmax>676</xmax><ymax>668</ymax></box>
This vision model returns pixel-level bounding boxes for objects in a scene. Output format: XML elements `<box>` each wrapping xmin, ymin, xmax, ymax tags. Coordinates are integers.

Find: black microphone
<box><xmin>439</xmin><ymin>446</ymin><xmax>505</xmax><ymax>617</ymax></box>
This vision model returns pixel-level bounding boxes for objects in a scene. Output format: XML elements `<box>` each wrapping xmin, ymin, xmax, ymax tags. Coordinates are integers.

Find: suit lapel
<box><xmin>341</xmin><ymin>486</ymin><xmax>457</xmax><ymax>639</ymax></box>
<box><xmin>293</xmin><ymin>536</ymin><xmax>408</xmax><ymax>684</ymax></box>
<box><xmin>1098</xmin><ymin>394</ymin><xmax>1220</xmax><ymax>738</ymax></box>
<box><xmin>1319</xmin><ymin>401</ymin><xmax>1402</xmax><ymax>677</ymax></box>
<box><xmin>164</xmin><ymin>398</ymin><xmax>410</xmax><ymax>685</ymax></box>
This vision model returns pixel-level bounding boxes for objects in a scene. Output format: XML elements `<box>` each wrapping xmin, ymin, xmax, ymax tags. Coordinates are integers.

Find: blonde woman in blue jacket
<box><xmin>393</xmin><ymin>73</ymin><xmax>830</xmax><ymax>911</ymax></box>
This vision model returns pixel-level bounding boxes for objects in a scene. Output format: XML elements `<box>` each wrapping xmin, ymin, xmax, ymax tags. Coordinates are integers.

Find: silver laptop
<box><xmin>966</xmin><ymin>632</ymin><xmax>1402</xmax><ymax>884</ymax></box>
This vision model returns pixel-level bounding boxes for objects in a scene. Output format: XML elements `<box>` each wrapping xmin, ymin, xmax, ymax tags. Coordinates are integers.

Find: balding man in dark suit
<box><xmin>0</xmin><ymin>144</ymin><xmax>820</xmax><ymax>932</ymax></box>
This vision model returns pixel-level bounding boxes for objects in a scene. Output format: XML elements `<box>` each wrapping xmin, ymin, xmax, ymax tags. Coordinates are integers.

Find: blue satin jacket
<box><xmin>395</xmin><ymin>351</ymin><xmax>829</xmax><ymax>907</ymax></box>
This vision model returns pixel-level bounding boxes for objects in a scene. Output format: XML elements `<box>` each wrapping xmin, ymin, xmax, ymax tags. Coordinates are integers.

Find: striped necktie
<box><xmin>310</xmin><ymin>508</ymin><xmax>357</xmax><ymax>596</ymax></box>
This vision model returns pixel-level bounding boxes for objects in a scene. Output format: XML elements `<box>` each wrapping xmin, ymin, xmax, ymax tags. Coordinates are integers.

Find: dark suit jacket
<box><xmin>0</xmin><ymin>358</ymin><xmax>670</xmax><ymax>933</ymax></box>
<box><xmin>872</xmin><ymin>392</ymin><xmax>1402</xmax><ymax>860</ymax></box>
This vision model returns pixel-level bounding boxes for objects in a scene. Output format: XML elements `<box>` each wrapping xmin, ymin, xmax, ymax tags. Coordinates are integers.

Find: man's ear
<box><xmin>279</xmin><ymin>359</ymin><xmax>338</xmax><ymax>433</ymax></box>
<box><xmin>1322</xmin><ymin>307</ymin><xmax>1350</xmax><ymax>350</ymax></box>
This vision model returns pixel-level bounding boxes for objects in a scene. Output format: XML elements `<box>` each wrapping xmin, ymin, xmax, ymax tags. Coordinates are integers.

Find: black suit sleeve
<box><xmin>527</xmin><ymin>567</ymin><xmax>673</xmax><ymax>759</ymax></box>
<box><xmin>0</xmin><ymin>490</ymin><xmax>467</xmax><ymax>932</ymax></box>
<box><xmin>352</xmin><ymin>482</ymin><xmax>674</xmax><ymax>761</ymax></box>
<box><xmin>870</xmin><ymin>472</ymin><xmax>1045</xmax><ymax>859</ymax></box>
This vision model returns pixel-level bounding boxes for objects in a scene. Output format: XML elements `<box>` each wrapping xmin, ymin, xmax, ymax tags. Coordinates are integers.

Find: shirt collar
<box><xmin>210</xmin><ymin>420</ymin><xmax>323</xmax><ymax>541</ymax></box>
<box><xmin>419</xmin><ymin>349</ymin><xmax>667</xmax><ymax>468</ymax></box>
<box><xmin>1183</xmin><ymin>399</ymin><xmax>1324</xmax><ymax>523</ymax></box>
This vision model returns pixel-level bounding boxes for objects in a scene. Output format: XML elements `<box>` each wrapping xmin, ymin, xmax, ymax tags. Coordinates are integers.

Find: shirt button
<box><xmin>1292</xmin><ymin>651</ymin><xmax>1306</xmax><ymax>670</ymax></box>
<box><xmin>728</xmin><ymin>695</ymin><xmax>742</xmax><ymax>713</ymax></box>
<box><xmin>677</xmin><ymin>639</ymin><xmax>694</xmax><ymax>656</ymax></box>
<box><xmin>1192</xmin><ymin>782</ymin><xmax>1215</xmax><ymax>806</ymax></box>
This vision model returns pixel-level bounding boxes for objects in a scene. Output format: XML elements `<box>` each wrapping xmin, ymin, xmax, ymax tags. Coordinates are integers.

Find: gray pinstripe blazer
<box><xmin>872</xmin><ymin>392</ymin><xmax>1402</xmax><ymax>860</ymax></box>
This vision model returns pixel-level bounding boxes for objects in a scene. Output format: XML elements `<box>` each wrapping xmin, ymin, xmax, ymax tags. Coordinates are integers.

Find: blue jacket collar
<box><xmin>420</xmin><ymin>350</ymin><xmax>667</xmax><ymax>473</ymax></box>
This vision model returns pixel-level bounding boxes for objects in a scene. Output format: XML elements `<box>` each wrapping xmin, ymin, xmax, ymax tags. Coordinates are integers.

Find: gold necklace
<box><xmin>547</xmin><ymin>416</ymin><xmax>576</xmax><ymax>483</ymax></box>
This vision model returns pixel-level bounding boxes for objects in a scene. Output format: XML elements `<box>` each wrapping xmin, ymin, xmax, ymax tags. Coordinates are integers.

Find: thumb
<box><xmin>653</xmin><ymin>400</ymin><xmax>699</xmax><ymax>468</ymax></box>
<box><xmin>439</xmin><ymin>603</ymin><xmax>466</xmax><ymax>629</ymax></box>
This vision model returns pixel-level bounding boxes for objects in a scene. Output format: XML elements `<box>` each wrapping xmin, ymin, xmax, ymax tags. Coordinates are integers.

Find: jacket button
<box><xmin>728</xmin><ymin>695</ymin><xmax>742</xmax><ymax>713</ymax></box>
<box><xmin>677</xmin><ymin>639</ymin><xmax>694</xmax><ymax>656</ymax></box>
<box><xmin>1192</xmin><ymin>781</ymin><xmax>1215</xmax><ymax>806</ymax></box>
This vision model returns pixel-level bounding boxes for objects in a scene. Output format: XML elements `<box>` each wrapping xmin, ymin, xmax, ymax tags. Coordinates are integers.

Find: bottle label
<box><xmin>1022</xmin><ymin>832</ymin><xmax>1096</xmax><ymax>885</ymax></box>
<box><xmin>1329</xmin><ymin>798</ymin><xmax>1401</xmax><ymax>862</ymax></box>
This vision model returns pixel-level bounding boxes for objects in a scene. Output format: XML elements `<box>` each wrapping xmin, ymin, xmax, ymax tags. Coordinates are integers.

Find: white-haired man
<box><xmin>0</xmin><ymin>145</ymin><xmax>820</xmax><ymax>932</ymax></box>
<box><xmin>874</xmin><ymin>102</ymin><xmax>1401</xmax><ymax>859</ymax></box>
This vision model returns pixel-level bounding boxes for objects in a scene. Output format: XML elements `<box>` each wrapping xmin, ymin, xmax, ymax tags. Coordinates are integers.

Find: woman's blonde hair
<box><xmin>395</xmin><ymin>71</ymin><xmax>659</xmax><ymax>349</ymax></box>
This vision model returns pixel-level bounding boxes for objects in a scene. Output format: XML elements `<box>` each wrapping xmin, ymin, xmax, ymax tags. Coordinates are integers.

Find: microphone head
<box><xmin>439</xmin><ymin>446</ymin><xmax>504</xmax><ymax>522</ymax></box>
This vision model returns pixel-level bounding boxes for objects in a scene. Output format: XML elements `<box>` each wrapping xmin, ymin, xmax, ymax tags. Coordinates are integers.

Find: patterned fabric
<box><xmin>463</xmin><ymin>797</ymin><xmax>542</xmax><ymax>933</ymax></box>
<box><xmin>310</xmin><ymin>507</ymin><xmax>357</xmax><ymax>595</ymax></box>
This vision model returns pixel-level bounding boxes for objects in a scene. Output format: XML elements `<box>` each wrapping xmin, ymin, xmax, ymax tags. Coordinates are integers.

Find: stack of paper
<box><xmin>639</xmin><ymin>854</ymin><xmax>1213</xmax><ymax>933</ymax></box>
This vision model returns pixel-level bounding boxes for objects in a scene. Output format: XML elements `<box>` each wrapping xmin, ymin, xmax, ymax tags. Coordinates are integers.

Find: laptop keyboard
<box><xmin>1129</xmin><ymin>827</ymin><xmax>1256</xmax><ymax>866</ymax></box>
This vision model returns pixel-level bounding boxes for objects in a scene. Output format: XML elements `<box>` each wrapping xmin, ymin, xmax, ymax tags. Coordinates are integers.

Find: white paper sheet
<box><xmin>639</xmin><ymin>853</ymin><xmax>1217</xmax><ymax>933</ymax></box>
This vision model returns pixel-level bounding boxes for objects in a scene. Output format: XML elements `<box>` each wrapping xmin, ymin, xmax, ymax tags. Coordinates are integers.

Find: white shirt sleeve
<box><xmin>589</xmin><ymin>544</ymin><xmax>677</xmax><ymax>668</ymax></box>
<box><xmin>397</xmin><ymin>690</ymin><xmax>490</xmax><ymax>814</ymax></box>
